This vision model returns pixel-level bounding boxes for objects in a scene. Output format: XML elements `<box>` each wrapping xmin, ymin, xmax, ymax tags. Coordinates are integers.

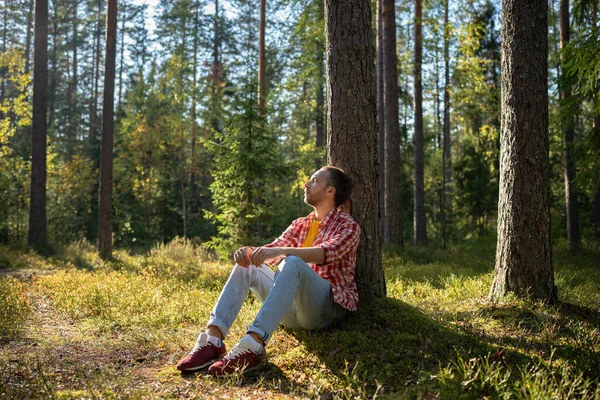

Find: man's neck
<box><xmin>313</xmin><ymin>203</ymin><xmax>335</xmax><ymax>221</ymax></box>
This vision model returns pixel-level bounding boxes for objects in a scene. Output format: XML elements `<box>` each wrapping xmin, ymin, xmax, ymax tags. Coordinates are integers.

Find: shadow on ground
<box><xmin>285</xmin><ymin>297</ymin><xmax>529</xmax><ymax>397</ymax></box>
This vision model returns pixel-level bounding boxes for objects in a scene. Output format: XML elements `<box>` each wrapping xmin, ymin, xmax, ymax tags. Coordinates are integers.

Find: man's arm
<box><xmin>250</xmin><ymin>246</ymin><xmax>325</xmax><ymax>266</ymax></box>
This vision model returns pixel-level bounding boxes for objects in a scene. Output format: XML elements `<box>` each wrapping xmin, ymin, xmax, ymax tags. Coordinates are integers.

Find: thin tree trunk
<box><xmin>98</xmin><ymin>0</ymin><xmax>117</xmax><ymax>260</ymax></box>
<box><xmin>376</xmin><ymin>0</ymin><xmax>385</xmax><ymax>240</ymax></box>
<box><xmin>89</xmin><ymin>0</ymin><xmax>102</xmax><ymax>162</ymax></box>
<box><xmin>211</xmin><ymin>0</ymin><xmax>220</xmax><ymax>131</ymax></box>
<box><xmin>66</xmin><ymin>0</ymin><xmax>78</xmax><ymax>160</ymax></box>
<box><xmin>413</xmin><ymin>0</ymin><xmax>427</xmax><ymax>245</ymax></box>
<box><xmin>25</xmin><ymin>0</ymin><xmax>35</xmax><ymax>75</ymax></box>
<box><xmin>560</xmin><ymin>0</ymin><xmax>580</xmax><ymax>251</ymax></box>
<box><xmin>325</xmin><ymin>0</ymin><xmax>385</xmax><ymax>301</ymax></box>
<box><xmin>383</xmin><ymin>0</ymin><xmax>403</xmax><ymax>247</ymax></box>
<box><xmin>190</xmin><ymin>0</ymin><xmax>200</xmax><ymax>214</ymax></box>
<box><xmin>594</xmin><ymin>3</ymin><xmax>600</xmax><ymax>241</ymax></box>
<box><xmin>258</xmin><ymin>0</ymin><xmax>266</xmax><ymax>114</ymax></box>
<box><xmin>47</xmin><ymin>0</ymin><xmax>58</xmax><ymax>130</ymax></box>
<box><xmin>490</xmin><ymin>0</ymin><xmax>556</xmax><ymax>303</ymax></box>
<box><xmin>442</xmin><ymin>0</ymin><xmax>451</xmax><ymax>249</ymax></box>
<box><xmin>117</xmin><ymin>1</ymin><xmax>125</xmax><ymax>114</ymax></box>
<box><xmin>315</xmin><ymin>0</ymin><xmax>325</xmax><ymax>164</ymax></box>
<box><xmin>1</xmin><ymin>0</ymin><xmax>7</xmax><ymax>102</ymax></box>
<box><xmin>29</xmin><ymin>0</ymin><xmax>49</xmax><ymax>250</ymax></box>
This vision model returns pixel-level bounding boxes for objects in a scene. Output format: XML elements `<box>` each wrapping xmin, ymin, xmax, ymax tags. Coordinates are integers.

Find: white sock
<box><xmin>244</xmin><ymin>334</ymin><xmax>264</xmax><ymax>354</ymax></box>
<box><xmin>207</xmin><ymin>334</ymin><xmax>223</xmax><ymax>348</ymax></box>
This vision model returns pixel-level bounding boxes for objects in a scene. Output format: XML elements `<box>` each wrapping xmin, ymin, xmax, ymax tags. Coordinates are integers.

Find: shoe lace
<box><xmin>227</xmin><ymin>343</ymin><xmax>252</xmax><ymax>359</ymax></box>
<box><xmin>192</xmin><ymin>340</ymin><xmax>210</xmax><ymax>353</ymax></box>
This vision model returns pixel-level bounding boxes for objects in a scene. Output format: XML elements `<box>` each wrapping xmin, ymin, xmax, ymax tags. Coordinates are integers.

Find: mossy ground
<box><xmin>1</xmin><ymin>237</ymin><xmax>599</xmax><ymax>399</ymax></box>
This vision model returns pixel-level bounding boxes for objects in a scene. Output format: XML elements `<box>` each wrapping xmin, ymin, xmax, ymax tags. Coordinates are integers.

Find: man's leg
<box><xmin>206</xmin><ymin>263</ymin><xmax>275</xmax><ymax>339</ymax></box>
<box><xmin>177</xmin><ymin>263</ymin><xmax>274</xmax><ymax>372</ymax></box>
<box><xmin>207</xmin><ymin>256</ymin><xmax>347</xmax><ymax>376</ymax></box>
<box><xmin>248</xmin><ymin>255</ymin><xmax>346</xmax><ymax>344</ymax></box>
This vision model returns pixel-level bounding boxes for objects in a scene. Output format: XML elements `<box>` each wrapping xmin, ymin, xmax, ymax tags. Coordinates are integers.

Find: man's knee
<box><xmin>278</xmin><ymin>255</ymin><xmax>306</xmax><ymax>273</ymax></box>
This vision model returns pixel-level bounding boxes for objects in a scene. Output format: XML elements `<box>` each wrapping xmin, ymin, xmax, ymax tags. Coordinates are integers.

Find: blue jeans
<box><xmin>206</xmin><ymin>256</ymin><xmax>348</xmax><ymax>344</ymax></box>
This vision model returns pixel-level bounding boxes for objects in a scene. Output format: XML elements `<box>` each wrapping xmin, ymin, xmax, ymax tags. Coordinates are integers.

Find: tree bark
<box><xmin>325</xmin><ymin>0</ymin><xmax>385</xmax><ymax>301</ymax></box>
<box><xmin>383</xmin><ymin>0</ymin><xmax>403</xmax><ymax>247</ymax></box>
<box><xmin>490</xmin><ymin>0</ymin><xmax>556</xmax><ymax>303</ymax></box>
<box><xmin>98</xmin><ymin>0</ymin><xmax>117</xmax><ymax>260</ymax></box>
<box><xmin>442</xmin><ymin>0</ymin><xmax>451</xmax><ymax>249</ymax></box>
<box><xmin>560</xmin><ymin>0</ymin><xmax>581</xmax><ymax>251</ymax></box>
<box><xmin>258</xmin><ymin>0</ymin><xmax>266</xmax><ymax>115</ymax></box>
<box><xmin>413</xmin><ymin>0</ymin><xmax>427</xmax><ymax>245</ymax></box>
<box><xmin>376</xmin><ymin>0</ymin><xmax>385</xmax><ymax>240</ymax></box>
<box><xmin>29</xmin><ymin>0</ymin><xmax>49</xmax><ymax>250</ymax></box>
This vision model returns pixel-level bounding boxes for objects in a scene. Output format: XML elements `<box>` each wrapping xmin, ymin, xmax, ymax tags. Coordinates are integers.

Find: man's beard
<box><xmin>305</xmin><ymin>186</ymin><xmax>328</xmax><ymax>207</ymax></box>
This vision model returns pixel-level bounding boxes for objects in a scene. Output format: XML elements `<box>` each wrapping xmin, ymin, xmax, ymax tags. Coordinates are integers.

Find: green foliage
<box><xmin>47</xmin><ymin>154</ymin><xmax>97</xmax><ymax>244</ymax></box>
<box><xmin>0</xmin><ymin>277</ymin><xmax>31</xmax><ymax>340</ymax></box>
<box><xmin>454</xmin><ymin>131</ymin><xmax>498</xmax><ymax>237</ymax></box>
<box><xmin>0</xmin><ymin>48</ymin><xmax>31</xmax><ymax>243</ymax></box>
<box><xmin>205</xmin><ymin>79</ymin><xmax>287</xmax><ymax>256</ymax></box>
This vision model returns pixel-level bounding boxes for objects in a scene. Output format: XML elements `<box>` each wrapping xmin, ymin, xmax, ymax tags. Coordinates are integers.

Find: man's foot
<box><xmin>176</xmin><ymin>333</ymin><xmax>226</xmax><ymax>372</ymax></box>
<box><xmin>208</xmin><ymin>336</ymin><xmax>267</xmax><ymax>376</ymax></box>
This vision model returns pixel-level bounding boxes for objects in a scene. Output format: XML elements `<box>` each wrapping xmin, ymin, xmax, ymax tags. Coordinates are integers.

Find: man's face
<box><xmin>304</xmin><ymin>169</ymin><xmax>333</xmax><ymax>207</ymax></box>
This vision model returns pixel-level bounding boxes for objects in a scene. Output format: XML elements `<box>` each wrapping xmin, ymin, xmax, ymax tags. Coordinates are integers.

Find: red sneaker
<box><xmin>207</xmin><ymin>336</ymin><xmax>267</xmax><ymax>376</ymax></box>
<box><xmin>176</xmin><ymin>333</ymin><xmax>226</xmax><ymax>372</ymax></box>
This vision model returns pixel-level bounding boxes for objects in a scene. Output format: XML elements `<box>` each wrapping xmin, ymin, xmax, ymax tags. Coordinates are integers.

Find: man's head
<box><xmin>304</xmin><ymin>166</ymin><xmax>352</xmax><ymax>208</ymax></box>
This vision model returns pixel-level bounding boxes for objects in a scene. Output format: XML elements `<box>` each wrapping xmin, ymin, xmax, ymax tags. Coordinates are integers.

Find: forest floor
<box><xmin>1</xmin><ymin>236</ymin><xmax>600</xmax><ymax>399</ymax></box>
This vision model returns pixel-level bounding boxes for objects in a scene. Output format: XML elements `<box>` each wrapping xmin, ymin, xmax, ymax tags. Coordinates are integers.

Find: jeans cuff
<box><xmin>247</xmin><ymin>325</ymin><xmax>270</xmax><ymax>345</ymax></box>
<box><xmin>206</xmin><ymin>318</ymin><xmax>229</xmax><ymax>340</ymax></box>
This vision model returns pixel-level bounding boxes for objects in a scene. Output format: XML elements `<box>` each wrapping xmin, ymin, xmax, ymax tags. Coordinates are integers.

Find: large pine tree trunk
<box><xmin>490</xmin><ymin>0</ymin><xmax>556</xmax><ymax>303</ymax></box>
<box><xmin>98</xmin><ymin>0</ymin><xmax>117</xmax><ymax>260</ymax></box>
<box><xmin>29</xmin><ymin>0</ymin><xmax>49</xmax><ymax>250</ymax></box>
<box><xmin>383</xmin><ymin>0</ymin><xmax>403</xmax><ymax>247</ymax></box>
<box><xmin>441</xmin><ymin>0</ymin><xmax>451</xmax><ymax>249</ymax></box>
<box><xmin>413</xmin><ymin>0</ymin><xmax>427</xmax><ymax>245</ymax></box>
<box><xmin>560</xmin><ymin>0</ymin><xmax>581</xmax><ymax>250</ymax></box>
<box><xmin>325</xmin><ymin>0</ymin><xmax>385</xmax><ymax>301</ymax></box>
<box><xmin>376</xmin><ymin>0</ymin><xmax>385</xmax><ymax>240</ymax></box>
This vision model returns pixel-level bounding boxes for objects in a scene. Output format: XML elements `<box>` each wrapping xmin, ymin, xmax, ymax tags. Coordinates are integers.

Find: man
<box><xmin>176</xmin><ymin>166</ymin><xmax>360</xmax><ymax>376</ymax></box>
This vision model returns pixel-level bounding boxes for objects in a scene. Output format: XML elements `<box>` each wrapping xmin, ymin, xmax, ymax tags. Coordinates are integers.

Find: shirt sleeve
<box><xmin>319</xmin><ymin>219</ymin><xmax>361</xmax><ymax>265</ymax></box>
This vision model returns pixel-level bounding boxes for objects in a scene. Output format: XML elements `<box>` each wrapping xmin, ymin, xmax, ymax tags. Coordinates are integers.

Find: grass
<box><xmin>1</xmin><ymin>236</ymin><xmax>599</xmax><ymax>399</ymax></box>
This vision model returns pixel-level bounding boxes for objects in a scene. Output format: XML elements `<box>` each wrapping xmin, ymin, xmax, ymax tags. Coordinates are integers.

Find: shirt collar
<box><xmin>307</xmin><ymin>207</ymin><xmax>338</xmax><ymax>227</ymax></box>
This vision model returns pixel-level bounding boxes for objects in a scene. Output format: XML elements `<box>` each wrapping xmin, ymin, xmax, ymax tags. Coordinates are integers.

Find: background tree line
<box><xmin>1</xmin><ymin>0</ymin><xmax>599</xmax><ymax>258</ymax></box>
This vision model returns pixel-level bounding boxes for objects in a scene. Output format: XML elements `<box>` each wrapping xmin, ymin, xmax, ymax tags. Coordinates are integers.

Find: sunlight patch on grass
<box><xmin>0</xmin><ymin>277</ymin><xmax>31</xmax><ymax>340</ymax></box>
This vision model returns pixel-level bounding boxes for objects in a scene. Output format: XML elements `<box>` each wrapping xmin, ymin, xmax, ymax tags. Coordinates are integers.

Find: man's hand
<box><xmin>233</xmin><ymin>246</ymin><xmax>254</xmax><ymax>267</ymax></box>
<box><xmin>250</xmin><ymin>247</ymin><xmax>283</xmax><ymax>266</ymax></box>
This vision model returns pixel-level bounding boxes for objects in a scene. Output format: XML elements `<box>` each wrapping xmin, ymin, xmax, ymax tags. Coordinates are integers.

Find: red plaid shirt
<box><xmin>265</xmin><ymin>208</ymin><xmax>360</xmax><ymax>311</ymax></box>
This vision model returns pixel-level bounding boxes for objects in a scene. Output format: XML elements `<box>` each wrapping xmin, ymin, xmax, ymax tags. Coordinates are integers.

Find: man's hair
<box><xmin>323</xmin><ymin>166</ymin><xmax>352</xmax><ymax>207</ymax></box>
